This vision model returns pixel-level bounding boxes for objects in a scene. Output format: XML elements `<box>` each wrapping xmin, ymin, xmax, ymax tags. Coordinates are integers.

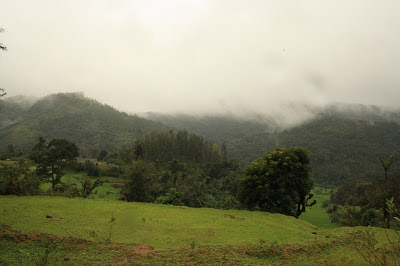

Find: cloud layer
<box><xmin>1</xmin><ymin>0</ymin><xmax>400</xmax><ymax>113</ymax></box>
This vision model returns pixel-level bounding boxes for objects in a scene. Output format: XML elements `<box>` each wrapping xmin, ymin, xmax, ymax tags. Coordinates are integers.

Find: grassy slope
<box><xmin>0</xmin><ymin>196</ymin><xmax>319</xmax><ymax>249</ymax></box>
<box><xmin>1</xmin><ymin>196</ymin><xmax>399</xmax><ymax>265</ymax></box>
<box><xmin>299</xmin><ymin>188</ymin><xmax>338</xmax><ymax>229</ymax></box>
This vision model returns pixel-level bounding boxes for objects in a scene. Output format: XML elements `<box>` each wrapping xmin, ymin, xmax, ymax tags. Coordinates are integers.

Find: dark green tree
<box><xmin>30</xmin><ymin>138</ymin><xmax>79</xmax><ymax>188</ymax></box>
<box><xmin>379</xmin><ymin>154</ymin><xmax>398</xmax><ymax>228</ymax></box>
<box><xmin>84</xmin><ymin>160</ymin><xmax>100</xmax><ymax>177</ymax></box>
<box><xmin>122</xmin><ymin>160</ymin><xmax>159</xmax><ymax>202</ymax></box>
<box><xmin>238</xmin><ymin>147</ymin><xmax>315</xmax><ymax>218</ymax></box>
<box><xmin>97</xmin><ymin>149</ymin><xmax>108</xmax><ymax>161</ymax></box>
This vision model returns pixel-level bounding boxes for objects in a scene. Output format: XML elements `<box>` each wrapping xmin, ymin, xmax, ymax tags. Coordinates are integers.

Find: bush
<box><xmin>46</xmin><ymin>183</ymin><xmax>81</xmax><ymax>198</ymax></box>
<box><xmin>361</xmin><ymin>208</ymin><xmax>380</xmax><ymax>227</ymax></box>
<box><xmin>336</xmin><ymin>205</ymin><xmax>362</xmax><ymax>226</ymax></box>
<box><xmin>84</xmin><ymin>161</ymin><xmax>100</xmax><ymax>177</ymax></box>
<box><xmin>100</xmin><ymin>164</ymin><xmax>122</xmax><ymax>177</ymax></box>
<box><xmin>156</xmin><ymin>188</ymin><xmax>184</xmax><ymax>206</ymax></box>
<box><xmin>0</xmin><ymin>160</ymin><xmax>40</xmax><ymax>196</ymax></box>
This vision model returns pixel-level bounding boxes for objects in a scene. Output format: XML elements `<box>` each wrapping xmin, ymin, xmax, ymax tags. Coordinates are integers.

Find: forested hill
<box><xmin>147</xmin><ymin>112</ymin><xmax>400</xmax><ymax>186</ymax></box>
<box><xmin>0</xmin><ymin>95</ymin><xmax>37</xmax><ymax>128</ymax></box>
<box><xmin>2</xmin><ymin>93</ymin><xmax>400</xmax><ymax>186</ymax></box>
<box><xmin>0</xmin><ymin>93</ymin><xmax>167</xmax><ymax>155</ymax></box>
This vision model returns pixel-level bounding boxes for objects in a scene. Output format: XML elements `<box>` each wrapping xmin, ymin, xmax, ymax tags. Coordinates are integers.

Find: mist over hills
<box><xmin>145</xmin><ymin>105</ymin><xmax>400</xmax><ymax>185</ymax></box>
<box><xmin>1</xmin><ymin>92</ymin><xmax>399</xmax><ymax>185</ymax></box>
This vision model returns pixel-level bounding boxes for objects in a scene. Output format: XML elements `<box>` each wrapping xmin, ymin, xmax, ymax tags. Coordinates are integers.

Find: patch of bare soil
<box><xmin>223</xmin><ymin>213</ymin><xmax>245</xmax><ymax>221</ymax></box>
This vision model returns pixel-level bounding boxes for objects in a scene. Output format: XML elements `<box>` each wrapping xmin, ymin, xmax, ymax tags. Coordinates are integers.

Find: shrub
<box><xmin>156</xmin><ymin>188</ymin><xmax>184</xmax><ymax>206</ymax></box>
<box><xmin>46</xmin><ymin>183</ymin><xmax>81</xmax><ymax>198</ymax></box>
<box><xmin>0</xmin><ymin>160</ymin><xmax>40</xmax><ymax>196</ymax></box>
<box><xmin>361</xmin><ymin>208</ymin><xmax>380</xmax><ymax>227</ymax></box>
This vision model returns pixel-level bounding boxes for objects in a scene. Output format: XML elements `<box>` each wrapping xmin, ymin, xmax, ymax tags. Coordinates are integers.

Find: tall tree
<box><xmin>379</xmin><ymin>154</ymin><xmax>398</xmax><ymax>228</ymax></box>
<box><xmin>238</xmin><ymin>147</ymin><xmax>315</xmax><ymax>218</ymax></box>
<box><xmin>122</xmin><ymin>160</ymin><xmax>159</xmax><ymax>202</ymax></box>
<box><xmin>30</xmin><ymin>138</ymin><xmax>79</xmax><ymax>188</ymax></box>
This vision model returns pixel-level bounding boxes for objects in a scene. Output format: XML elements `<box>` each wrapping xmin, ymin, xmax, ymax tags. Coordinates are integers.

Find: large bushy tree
<box><xmin>30</xmin><ymin>137</ymin><xmax>79</xmax><ymax>188</ymax></box>
<box><xmin>0</xmin><ymin>160</ymin><xmax>40</xmax><ymax>195</ymax></box>
<box><xmin>238</xmin><ymin>147</ymin><xmax>315</xmax><ymax>218</ymax></box>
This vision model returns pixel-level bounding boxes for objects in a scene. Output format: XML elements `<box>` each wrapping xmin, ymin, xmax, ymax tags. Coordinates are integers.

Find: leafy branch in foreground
<box><xmin>355</xmin><ymin>198</ymin><xmax>400</xmax><ymax>265</ymax></box>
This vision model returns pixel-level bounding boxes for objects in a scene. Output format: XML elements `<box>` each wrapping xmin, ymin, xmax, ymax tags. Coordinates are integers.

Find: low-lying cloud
<box><xmin>1</xmin><ymin>0</ymin><xmax>400</xmax><ymax>116</ymax></box>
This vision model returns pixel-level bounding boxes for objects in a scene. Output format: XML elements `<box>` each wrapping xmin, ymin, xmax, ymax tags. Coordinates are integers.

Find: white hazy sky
<box><xmin>1</xmin><ymin>0</ymin><xmax>400</xmax><ymax>113</ymax></box>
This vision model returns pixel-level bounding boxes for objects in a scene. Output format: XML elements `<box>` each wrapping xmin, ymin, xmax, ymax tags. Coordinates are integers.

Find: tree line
<box><xmin>0</xmin><ymin>130</ymin><xmax>315</xmax><ymax>218</ymax></box>
<box><xmin>325</xmin><ymin>155</ymin><xmax>400</xmax><ymax>229</ymax></box>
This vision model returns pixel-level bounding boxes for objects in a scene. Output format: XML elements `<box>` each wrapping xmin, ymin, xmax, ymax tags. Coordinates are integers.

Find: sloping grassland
<box><xmin>0</xmin><ymin>196</ymin><xmax>398</xmax><ymax>265</ymax></box>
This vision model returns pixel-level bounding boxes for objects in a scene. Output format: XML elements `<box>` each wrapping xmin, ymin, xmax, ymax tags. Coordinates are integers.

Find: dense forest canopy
<box><xmin>147</xmin><ymin>113</ymin><xmax>400</xmax><ymax>186</ymax></box>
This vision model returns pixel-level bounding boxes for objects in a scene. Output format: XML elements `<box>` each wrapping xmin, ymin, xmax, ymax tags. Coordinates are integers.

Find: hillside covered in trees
<box><xmin>147</xmin><ymin>110</ymin><xmax>400</xmax><ymax>186</ymax></box>
<box><xmin>1</xmin><ymin>92</ymin><xmax>400</xmax><ymax>186</ymax></box>
<box><xmin>0</xmin><ymin>93</ymin><xmax>167</xmax><ymax>155</ymax></box>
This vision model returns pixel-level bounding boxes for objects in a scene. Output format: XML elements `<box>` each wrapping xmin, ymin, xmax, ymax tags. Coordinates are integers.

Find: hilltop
<box><xmin>0</xmin><ymin>93</ymin><xmax>167</xmax><ymax>154</ymax></box>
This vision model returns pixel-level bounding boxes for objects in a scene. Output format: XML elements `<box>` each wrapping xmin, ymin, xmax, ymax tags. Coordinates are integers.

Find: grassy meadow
<box><xmin>40</xmin><ymin>171</ymin><xmax>123</xmax><ymax>201</ymax></box>
<box><xmin>299</xmin><ymin>188</ymin><xmax>338</xmax><ymax>229</ymax></box>
<box><xmin>1</xmin><ymin>195</ymin><xmax>399</xmax><ymax>265</ymax></box>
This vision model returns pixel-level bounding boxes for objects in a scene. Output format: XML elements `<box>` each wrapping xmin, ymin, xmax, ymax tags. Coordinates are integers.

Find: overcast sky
<box><xmin>1</xmin><ymin>0</ymin><xmax>400</xmax><ymax>114</ymax></box>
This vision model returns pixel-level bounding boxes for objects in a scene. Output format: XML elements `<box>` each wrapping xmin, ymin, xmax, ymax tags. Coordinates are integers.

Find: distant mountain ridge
<box><xmin>0</xmin><ymin>93</ymin><xmax>167</xmax><ymax>154</ymax></box>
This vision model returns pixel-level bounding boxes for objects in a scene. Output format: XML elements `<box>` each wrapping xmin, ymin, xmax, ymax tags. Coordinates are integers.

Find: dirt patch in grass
<box><xmin>0</xmin><ymin>225</ymin><xmax>154</xmax><ymax>264</ymax></box>
<box><xmin>223</xmin><ymin>213</ymin><xmax>245</xmax><ymax>221</ymax></box>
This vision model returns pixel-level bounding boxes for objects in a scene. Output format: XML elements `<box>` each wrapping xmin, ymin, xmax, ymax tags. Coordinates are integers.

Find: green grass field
<box><xmin>1</xmin><ymin>196</ymin><xmax>399</xmax><ymax>265</ymax></box>
<box><xmin>299</xmin><ymin>188</ymin><xmax>338</xmax><ymax>229</ymax></box>
<box><xmin>40</xmin><ymin>172</ymin><xmax>123</xmax><ymax>200</ymax></box>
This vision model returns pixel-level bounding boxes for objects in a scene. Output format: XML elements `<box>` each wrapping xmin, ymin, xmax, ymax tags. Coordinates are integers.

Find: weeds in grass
<box><xmin>190</xmin><ymin>240</ymin><xmax>196</xmax><ymax>250</ymax></box>
<box><xmin>189</xmin><ymin>239</ymin><xmax>197</xmax><ymax>258</ymax></box>
<box><xmin>352</xmin><ymin>198</ymin><xmax>399</xmax><ymax>265</ymax></box>
<box><xmin>89</xmin><ymin>230</ymin><xmax>97</xmax><ymax>238</ymax></box>
<box><xmin>37</xmin><ymin>239</ymin><xmax>59</xmax><ymax>266</ymax></box>
<box><xmin>355</xmin><ymin>229</ymin><xmax>400</xmax><ymax>265</ymax></box>
<box><xmin>107</xmin><ymin>215</ymin><xmax>116</xmax><ymax>242</ymax></box>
